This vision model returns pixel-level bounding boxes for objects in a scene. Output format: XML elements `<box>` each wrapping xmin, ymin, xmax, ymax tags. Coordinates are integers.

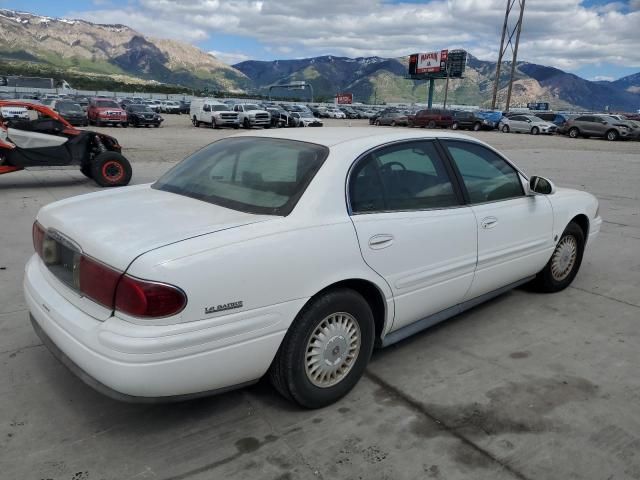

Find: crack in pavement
<box><xmin>364</xmin><ymin>370</ymin><xmax>532</xmax><ymax>480</ymax></box>
<box><xmin>569</xmin><ymin>285</ymin><xmax>640</xmax><ymax>309</ymax></box>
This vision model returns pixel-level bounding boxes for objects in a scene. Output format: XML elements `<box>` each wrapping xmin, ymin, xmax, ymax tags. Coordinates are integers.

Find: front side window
<box><xmin>350</xmin><ymin>141</ymin><xmax>459</xmax><ymax>213</ymax></box>
<box><xmin>443</xmin><ymin>141</ymin><xmax>524</xmax><ymax>204</ymax></box>
<box><xmin>154</xmin><ymin>137</ymin><xmax>328</xmax><ymax>216</ymax></box>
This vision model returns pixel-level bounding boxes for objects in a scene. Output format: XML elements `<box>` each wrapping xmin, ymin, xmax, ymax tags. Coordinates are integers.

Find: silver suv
<box><xmin>565</xmin><ymin>114</ymin><xmax>634</xmax><ymax>141</ymax></box>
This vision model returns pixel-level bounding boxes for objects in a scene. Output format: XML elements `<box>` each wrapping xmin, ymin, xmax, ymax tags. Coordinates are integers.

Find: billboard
<box><xmin>336</xmin><ymin>92</ymin><xmax>353</xmax><ymax>104</ymax></box>
<box><xmin>407</xmin><ymin>49</ymin><xmax>466</xmax><ymax>79</ymax></box>
<box><xmin>409</xmin><ymin>50</ymin><xmax>448</xmax><ymax>75</ymax></box>
<box><xmin>527</xmin><ymin>102</ymin><xmax>550</xmax><ymax>111</ymax></box>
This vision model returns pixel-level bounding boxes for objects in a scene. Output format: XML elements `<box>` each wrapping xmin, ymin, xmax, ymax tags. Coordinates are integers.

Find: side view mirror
<box><xmin>527</xmin><ymin>176</ymin><xmax>556</xmax><ymax>195</ymax></box>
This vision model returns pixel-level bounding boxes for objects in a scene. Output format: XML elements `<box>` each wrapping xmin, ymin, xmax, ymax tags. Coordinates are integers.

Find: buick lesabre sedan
<box><xmin>25</xmin><ymin>128</ymin><xmax>601</xmax><ymax>408</ymax></box>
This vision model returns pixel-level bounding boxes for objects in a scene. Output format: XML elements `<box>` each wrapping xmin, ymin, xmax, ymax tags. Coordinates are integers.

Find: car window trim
<box><xmin>345</xmin><ymin>138</ymin><xmax>466</xmax><ymax>216</ymax></box>
<box><xmin>437</xmin><ymin>138</ymin><xmax>527</xmax><ymax>205</ymax></box>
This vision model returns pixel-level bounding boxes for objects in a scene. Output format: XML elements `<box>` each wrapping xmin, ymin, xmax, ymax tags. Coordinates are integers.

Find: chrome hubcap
<box><xmin>305</xmin><ymin>313</ymin><xmax>361</xmax><ymax>388</ymax></box>
<box><xmin>551</xmin><ymin>235</ymin><xmax>577</xmax><ymax>281</ymax></box>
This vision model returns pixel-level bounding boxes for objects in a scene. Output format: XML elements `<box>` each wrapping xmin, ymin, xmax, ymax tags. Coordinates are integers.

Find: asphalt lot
<box><xmin>1</xmin><ymin>116</ymin><xmax>639</xmax><ymax>480</ymax></box>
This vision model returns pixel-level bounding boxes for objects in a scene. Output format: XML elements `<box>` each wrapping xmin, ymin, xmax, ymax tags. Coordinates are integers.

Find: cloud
<box><xmin>592</xmin><ymin>75</ymin><xmax>614</xmax><ymax>81</ymax></box>
<box><xmin>69</xmin><ymin>0</ymin><xmax>640</xmax><ymax>71</ymax></box>
<box><xmin>208</xmin><ymin>50</ymin><xmax>251</xmax><ymax>65</ymax></box>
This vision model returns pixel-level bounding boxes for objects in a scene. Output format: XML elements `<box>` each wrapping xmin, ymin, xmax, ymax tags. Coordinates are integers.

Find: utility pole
<box><xmin>491</xmin><ymin>0</ymin><xmax>526</xmax><ymax>111</ymax></box>
<box><xmin>443</xmin><ymin>62</ymin><xmax>451</xmax><ymax>109</ymax></box>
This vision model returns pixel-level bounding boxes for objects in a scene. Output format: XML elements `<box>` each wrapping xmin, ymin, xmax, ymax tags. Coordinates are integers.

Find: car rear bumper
<box><xmin>24</xmin><ymin>255</ymin><xmax>300</xmax><ymax>401</ymax></box>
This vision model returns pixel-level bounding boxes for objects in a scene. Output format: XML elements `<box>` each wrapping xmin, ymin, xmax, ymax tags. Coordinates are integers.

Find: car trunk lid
<box><xmin>36</xmin><ymin>184</ymin><xmax>273</xmax><ymax>320</ymax></box>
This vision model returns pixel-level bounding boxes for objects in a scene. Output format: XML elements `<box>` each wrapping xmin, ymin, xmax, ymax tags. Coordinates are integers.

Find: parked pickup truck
<box><xmin>232</xmin><ymin>103</ymin><xmax>271</xmax><ymax>128</ymax></box>
<box><xmin>190</xmin><ymin>98</ymin><xmax>239</xmax><ymax>129</ymax></box>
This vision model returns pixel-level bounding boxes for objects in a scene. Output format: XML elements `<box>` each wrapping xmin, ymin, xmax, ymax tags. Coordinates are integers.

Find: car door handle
<box><xmin>480</xmin><ymin>216</ymin><xmax>498</xmax><ymax>229</ymax></box>
<box><xmin>368</xmin><ymin>234</ymin><xmax>394</xmax><ymax>249</ymax></box>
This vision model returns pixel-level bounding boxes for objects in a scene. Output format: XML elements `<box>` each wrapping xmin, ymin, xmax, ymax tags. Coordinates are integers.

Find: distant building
<box><xmin>2</xmin><ymin>76</ymin><xmax>56</xmax><ymax>89</ymax></box>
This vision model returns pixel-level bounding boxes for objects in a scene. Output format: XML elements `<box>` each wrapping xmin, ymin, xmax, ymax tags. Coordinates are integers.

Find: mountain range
<box><xmin>1</xmin><ymin>9</ymin><xmax>639</xmax><ymax>111</ymax></box>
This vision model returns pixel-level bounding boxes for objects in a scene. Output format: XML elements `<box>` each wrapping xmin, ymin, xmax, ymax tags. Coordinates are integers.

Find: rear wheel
<box><xmin>375</xmin><ymin>120</ymin><xmax>381</xmax><ymax>126</ymax></box>
<box><xmin>269</xmin><ymin>289</ymin><xmax>374</xmax><ymax>408</ymax></box>
<box><xmin>606</xmin><ymin>129</ymin><xmax>618</xmax><ymax>141</ymax></box>
<box><xmin>391</xmin><ymin>120</ymin><xmax>396</xmax><ymax>127</ymax></box>
<box><xmin>451</xmin><ymin>122</ymin><xmax>459</xmax><ymax>130</ymax></box>
<box><xmin>91</xmin><ymin>152</ymin><xmax>132</xmax><ymax>187</ymax></box>
<box><xmin>530</xmin><ymin>222</ymin><xmax>585</xmax><ymax>293</ymax></box>
<box><xmin>427</xmin><ymin>120</ymin><xmax>436</xmax><ymax>128</ymax></box>
<box><xmin>569</xmin><ymin>127</ymin><xmax>580</xmax><ymax>138</ymax></box>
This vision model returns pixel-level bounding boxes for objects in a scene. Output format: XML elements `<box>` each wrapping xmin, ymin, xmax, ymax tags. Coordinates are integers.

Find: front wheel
<box><xmin>91</xmin><ymin>152</ymin><xmax>132</xmax><ymax>187</ymax></box>
<box><xmin>269</xmin><ymin>289</ymin><xmax>374</xmax><ymax>408</ymax></box>
<box><xmin>568</xmin><ymin>127</ymin><xmax>579</xmax><ymax>138</ymax></box>
<box><xmin>501</xmin><ymin>125</ymin><xmax>510</xmax><ymax>133</ymax></box>
<box><xmin>531</xmin><ymin>126</ymin><xmax>539</xmax><ymax>135</ymax></box>
<box><xmin>530</xmin><ymin>222</ymin><xmax>585</xmax><ymax>293</ymax></box>
<box><xmin>244</xmin><ymin>118</ymin><xmax>251</xmax><ymax>129</ymax></box>
<box><xmin>427</xmin><ymin>120</ymin><xmax>436</xmax><ymax>128</ymax></box>
<box><xmin>473</xmin><ymin>122</ymin><xmax>481</xmax><ymax>131</ymax></box>
<box><xmin>606</xmin><ymin>129</ymin><xmax>618</xmax><ymax>141</ymax></box>
<box><xmin>391</xmin><ymin>120</ymin><xmax>396</xmax><ymax>127</ymax></box>
<box><xmin>451</xmin><ymin>122</ymin><xmax>459</xmax><ymax>130</ymax></box>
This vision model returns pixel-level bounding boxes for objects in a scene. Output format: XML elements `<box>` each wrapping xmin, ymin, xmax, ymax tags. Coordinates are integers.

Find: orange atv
<box><xmin>0</xmin><ymin>101</ymin><xmax>132</xmax><ymax>187</ymax></box>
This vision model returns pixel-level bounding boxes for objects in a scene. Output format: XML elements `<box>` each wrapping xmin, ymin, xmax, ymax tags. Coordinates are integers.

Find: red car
<box><xmin>87</xmin><ymin>98</ymin><xmax>128</xmax><ymax>127</ymax></box>
<box><xmin>0</xmin><ymin>101</ymin><xmax>132</xmax><ymax>187</ymax></box>
<box><xmin>408</xmin><ymin>109</ymin><xmax>454</xmax><ymax>128</ymax></box>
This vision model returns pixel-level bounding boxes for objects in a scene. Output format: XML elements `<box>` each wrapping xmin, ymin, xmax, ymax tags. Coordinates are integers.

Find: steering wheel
<box><xmin>380</xmin><ymin>161</ymin><xmax>406</xmax><ymax>172</ymax></box>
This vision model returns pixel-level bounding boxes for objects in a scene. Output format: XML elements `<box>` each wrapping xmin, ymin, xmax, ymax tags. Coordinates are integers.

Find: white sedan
<box><xmin>25</xmin><ymin>128</ymin><xmax>601</xmax><ymax>408</ymax></box>
<box><xmin>500</xmin><ymin>114</ymin><xmax>557</xmax><ymax>135</ymax></box>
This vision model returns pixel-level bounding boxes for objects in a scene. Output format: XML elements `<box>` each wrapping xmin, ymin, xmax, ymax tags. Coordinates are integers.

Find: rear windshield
<box><xmin>153</xmin><ymin>137</ymin><xmax>329</xmax><ymax>216</ymax></box>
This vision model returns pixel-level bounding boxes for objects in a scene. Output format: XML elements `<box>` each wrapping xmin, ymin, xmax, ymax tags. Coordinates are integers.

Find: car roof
<box><xmin>232</xmin><ymin>127</ymin><xmax>486</xmax><ymax>149</ymax></box>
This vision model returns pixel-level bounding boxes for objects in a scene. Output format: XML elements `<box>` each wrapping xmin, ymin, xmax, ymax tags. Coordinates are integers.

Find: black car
<box><xmin>126</xmin><ymin>104</ymin><xmax>163</xmax><ymax>128</ymax></box>
<box><xmin>340</xmin><ymin>107</ymin><xmax>359</xmax><ymax>119</ymax></box>
<box><xmin>179</xmin><ymin>100</ymin><xmax>190</xmax><ymax>114</ymax></box>
<box><xmin>54</xmin><ymin>101</ymin><xmax>88</xmax><ymax>127</ymax></box>
<box><xmin>451</xmin><ymin>111</ymin><xmax>496</xmax><ymax>131</ymax></box>
<box><xmin>265</xmin><ymin>107</ymin><xmax>290</xmax><ymax>127</ymax></box>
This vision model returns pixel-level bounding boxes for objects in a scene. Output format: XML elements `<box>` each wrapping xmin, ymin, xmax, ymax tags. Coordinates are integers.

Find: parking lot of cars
<box><xmin>1</xmin><ymin>114</ymin><xmax>639</xmax><ymax>479</ymax></box>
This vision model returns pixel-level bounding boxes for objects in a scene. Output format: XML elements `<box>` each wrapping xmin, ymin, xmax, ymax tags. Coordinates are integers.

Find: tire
<box><xmin>501</xmin><ymin>125</ymin><xmax>510</xmax><ymax>133</ymax></box>
<box><xmin>91</xmin><ymin>152</ymin><xmax>132</xmax><ymax>187</ymax></box>
<box><xmin>375</xmin><ymin>120</ymin><xmax>381</xmax><ymax>126</ymax></box>
<box><xmin>121</xmin><ymin>122</ymin><xmax>128</xmax><ymax>128</ymax></box>
<box><xmin>531</xmin><ymin>126</ymin><xmax>539</xmax><ymax>135</ymax></box>
<box><xmin>269</xmin><ymin>289</ymin><xmax>375</xmax><ymax>408</ymax></box>
<box><xmin>451</xmin><ymin>122</ymin><xmax>459</xmax><ymax>130</ymax></box>
<box><xmin>391</xmin><ymin>121</ymin><xmax>396</xmax><ymax>127</ymax></box>
<box><xmin>568</xmin><ymin>127</ymin><xmax>579</xmax><ymax>138</ymax></box>
<box><xmin>80</xmin><ymin>164</ymin><xmax>93</xmax><ymax>179</ymax></box>
<box><xmin>427</xmin><ymin>120</ymin><xmax>436</xmax><ymax>128</ymax></box>
<box><xmin>154</xmin><ymin>124</ymin><xmax>159</xmax><ymax>128</ymax></box>
<box><xmin>606</xmin><ymin>129</ymin><xmax>618</xmax><ymax>141</ymax></box>
<box><xmin>95</xmin><ymin>119</ymin><xmax>102</xmax><ymax>127</ymax></box>
<box><xmin>192</xmin><ymin>116</ymin><xmax>198</xmax><ymax>127</ymax></box>
<box><xmin>473</xmin><ymin>122</ymin><xmax>481</xmax><ymax>131</ymax></box>
<box><xmin>244</xmin><ymin>118</ymin><xmax>251</xmax><ymax>129</ymax></box>
<box><xmin>211</xmin><ymin>118</ymin><xmax>218</xmax><ymax>129</ymax></box>
<box><xmin>530</xmin><ymin>221</ymin><xmax>585</xmax><ymax>293</ymax></box>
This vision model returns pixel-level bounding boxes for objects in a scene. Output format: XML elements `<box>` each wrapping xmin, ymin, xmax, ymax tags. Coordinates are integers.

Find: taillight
<box><xmin>32</xmin><ymin>221</ymin><xmax>45</xmax><ymax>256</ymax></box>
<box><xmin>115</xmin><ymin>275</ymin><xmax>186</xmax><ymax>318</ymax></box>
<box><xmin>78</xmin><ymin>255</ymin><xmax>122</xmax><ymax>309</ymax></box>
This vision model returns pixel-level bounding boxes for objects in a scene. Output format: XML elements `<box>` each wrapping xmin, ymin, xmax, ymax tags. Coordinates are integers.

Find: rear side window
<box><xmin>443</xmin><ymin>141</ymin><xmax>524</xmax><ymax>204</ymax></box>
<box><xmin>153</xmin><ymin>137</ymin><xmax>328</xmax><ymax>216</ymax></box>
<box><xmin>350</xmin><ymin>141</ymin><xmax>459</xmax><ymax>213</ymax></box>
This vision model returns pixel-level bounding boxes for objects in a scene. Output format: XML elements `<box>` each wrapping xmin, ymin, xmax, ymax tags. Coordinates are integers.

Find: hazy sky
<box><xmin>2</xmin><ymin>0</ymin><xmax>639</xmax><ymax>81</ymax></box>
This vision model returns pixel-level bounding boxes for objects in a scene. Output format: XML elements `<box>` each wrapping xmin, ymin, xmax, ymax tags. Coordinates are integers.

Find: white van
<box><xmin>190</xmin><ymin>98</ymin><xmax>239</xmax><ymax>129</ymax></box>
